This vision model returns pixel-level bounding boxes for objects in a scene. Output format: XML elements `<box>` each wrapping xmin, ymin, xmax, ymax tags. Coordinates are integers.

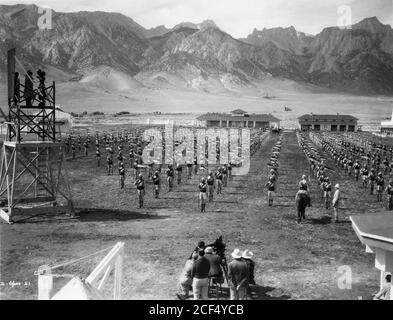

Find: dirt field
<box><xmin>0</xmin><ymin>131</ymin><xmax>383</xmax><ymax>300</ymax></box>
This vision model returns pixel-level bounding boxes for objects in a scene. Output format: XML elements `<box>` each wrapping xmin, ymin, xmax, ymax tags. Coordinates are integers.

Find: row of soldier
<box><xmin>297</xmin><ymin>132</ymin><xmax>341</xmax><ymax>222</ymax></box>
<box><xmin>310</xmin><ymin>132</ymin><xmax>393</xmax><ymax>210</ymax></box>
<box><xmin>62</xmin><ymin>128</ymin><xmax>270</xmax><ymax>210</ymax></box>
<box><xmin>264</xmin><ymin>134</ymin><xmax>283</xmax><ymax>206</ymax></box>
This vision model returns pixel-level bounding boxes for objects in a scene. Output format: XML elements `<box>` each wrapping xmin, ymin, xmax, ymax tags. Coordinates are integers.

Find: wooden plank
<box><xmin>37</xmin><ymin>265</ymin><xmax>53</xmax><ymax>300</ymax></box>
<box><xmin>86</xmin><ymin>242</ymin><xmax>125</xmax><ymax>287</ymax></box>
<box><xmin>97</xmin><ymin>265</ymin><xmax>113</xmax><ymax>291</ymax></box>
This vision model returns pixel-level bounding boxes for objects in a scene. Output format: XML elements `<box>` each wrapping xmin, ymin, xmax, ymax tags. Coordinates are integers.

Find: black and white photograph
<box><xmin>0</xmin><ymin>0</ymin><xmax>392</xmax><ymax>306</ymax></box>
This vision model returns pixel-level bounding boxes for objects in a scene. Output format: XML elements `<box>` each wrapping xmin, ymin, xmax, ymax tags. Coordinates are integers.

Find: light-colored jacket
<box><xmin>179</xmin><ymin>259</ymin><xmax>194</xmax><ymax>286</ymax></box>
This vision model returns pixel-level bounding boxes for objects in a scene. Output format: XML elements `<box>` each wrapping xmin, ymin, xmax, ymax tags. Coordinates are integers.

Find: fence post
<box><xmin>38</xmin><ymin>265</ymin><xmax>53</xmax><ymax>300</ymax></box>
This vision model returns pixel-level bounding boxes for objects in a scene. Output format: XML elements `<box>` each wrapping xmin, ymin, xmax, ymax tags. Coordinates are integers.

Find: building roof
<box><xmin>231</xmin><ymin>109</ymin><xmax>248</xmax><ymax>115</ymax></box>
<box><xmin>298</xmin><ymin>114</ymin><xmax>358</xmax><ymax>121</ymax></box>
<box><xmin>350</xmin><ymin>213</ymin><xmax>393</xmax><ymax>252</ymax></box>
<box><xmin>197</xmin><ymin>113</ymin><xmax>281</xmax><ymax>122</ymax></box>
<box><xmin>381</xmin><ymin>110</ymin><xmax>393</xmax><ymax>127</ymax></box>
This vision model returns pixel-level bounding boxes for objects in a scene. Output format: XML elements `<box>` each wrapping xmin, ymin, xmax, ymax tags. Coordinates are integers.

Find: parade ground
<box><xmin>0</xmin><ymin>131</ymin><xmax>382</xmax><ymax>300</ymax></box>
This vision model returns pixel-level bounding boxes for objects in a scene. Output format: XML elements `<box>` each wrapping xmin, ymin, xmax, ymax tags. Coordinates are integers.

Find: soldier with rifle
<box><xmin>96</xmin><ymin>147</ymin><xmax>101</xmax><ymax>167</ymax></box>
<box><xmin>167</xmin><ymin>164</ymin><xmax>174</xmax><ymax>192</ymax></box>
<box><xmin>119</xmin><ymin>162</ymin><xmax>126</xmax><ymax>189</ymax></box>
<box><xmin>207</xmin><ymin>172</ymin><xmax>215</xmax><ymax>202</ymax></box>
<box><xmin>152</xmin><ymin>170</ymin><xmax>160</xmax><ymax>199</ymax></box>
<box><xmin>134</xmin><ymin>173</ymin><xmax>145</xmax><ymax>209</ymax></box>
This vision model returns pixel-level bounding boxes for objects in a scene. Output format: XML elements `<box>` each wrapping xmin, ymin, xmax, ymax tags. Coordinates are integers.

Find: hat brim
<box><xmin>231</xmin><ymin>253</ymin><xmax>242</xmax><ymax>259</ymax></box>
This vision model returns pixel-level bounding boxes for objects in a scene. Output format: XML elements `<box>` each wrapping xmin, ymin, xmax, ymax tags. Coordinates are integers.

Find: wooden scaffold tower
<box><xmin>0</xmin><ymin>48</ymin><xmax>74</xmax><ymax>224</ymax></box>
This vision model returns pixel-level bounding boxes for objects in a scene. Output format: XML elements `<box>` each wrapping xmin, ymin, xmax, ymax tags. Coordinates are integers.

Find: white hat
<box><xmin>231</xmin><ymin>248</ymin><xmax>242</xmax><ymax>259</ymax></box>
<box><xmin>204</xmin><ymin>246</ymin><xmax>213</xmax><ymax>254</ymax></box>
<box><xmin>242</xmin><ymin>249</ymin><xmax>253</xmax><ymax>259</ymax></box>
<box><xmin>335</xmin><ymin>184</ymin><xmax>340</xmax><ymax>189</ymax></box>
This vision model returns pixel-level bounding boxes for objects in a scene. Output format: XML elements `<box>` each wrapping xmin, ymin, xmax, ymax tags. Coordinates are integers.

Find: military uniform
<box><xmin>215</xmin><ymin>169</ymin><xmax>223</xmax><ymax>194</ymax></box>
<box><xmin>322</xmin><ymin>179</ymin><xmax>332</xmax><ymax>209</ymax></box>
<box><xmin>386</xmin><ymin>183</ymin><xmax>393</xmax><ymax>210</ymax></box>
<box><xmin>107</xmin><ymin>154</ymin><xmax>113</xmax><ymax>175</ymax></box>
<box><xmin>198</xmin><ymin>179</ymin><xmax>208</xmax><ymax>213</ymax></box>
<box><xmin>376</xmin><ymin>174</ymin><xmax>385</xmax><ymax>202</ymax></box>
<box><xmin>152</xmin><ymin>171</ymin><xmax>160</xmax><ymax>198</ymax></box>
<box><xmin>361</xmin><ymin>167</ymin><xmax>369</xmax><ymax>188</ymax></box>
<box><xmin>134</xmin><ymin>175</ymin><xmax>145</xmax><ymax>208</ymax></box>
<box><xmin>354</xmin><ymin>162</ymin><xmax>360</xmax><ymax>182</ymax></box>
<box><xmin>207</xmin><ymin>173</ymin><xmax>215</xmax><ymax>202</ymax></box>
<box><xmin>96</xmin><ymin>148</ymin><xmax>101</xmax><ymax>167</ymax></box>
<box><xmin>119</xmin><ymin>164</ymin><xmax>126</xmax><ymax>189</ymax></box>
<box><xmin>167</xmin><ymin>166</ymin><xmax>174</xmax><ymax>192</ymax></box>
<box><xmin>176</xmin><ymin>164</ymin><xmax>182</xmax><ymax>185</ymax></box>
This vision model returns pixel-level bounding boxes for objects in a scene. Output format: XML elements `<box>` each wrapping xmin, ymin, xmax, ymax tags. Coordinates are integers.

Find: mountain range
<box><xmin>1</xmin><ymin>4</ymin><xmax>393</xmax><ymax>95</ymax></box>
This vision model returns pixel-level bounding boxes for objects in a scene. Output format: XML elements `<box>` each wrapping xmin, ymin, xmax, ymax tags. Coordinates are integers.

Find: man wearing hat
<box><xmin>332</xmin><ymin>184</ymin><xmax>341</xmax><ymax>223</ymax></box>
<box><xmin>204</xmin><ymin>247</ymin><xmax>223</xmax><ymax>285</ymax></box>
<box><xmin>242</xmin><ymin>250</ymin><xmax>255</xmax><ymax>286</ymax></box>
<box><xmin>228</xmin><ymin>249</ymin><xmax>249</xmax><ymax>300</ymax></box>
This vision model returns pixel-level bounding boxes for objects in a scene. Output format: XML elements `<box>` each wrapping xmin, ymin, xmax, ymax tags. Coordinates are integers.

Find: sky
<box><xmin>1</xmin><ymin>0</ymin><xmax>393</xmax><ymax>37</ymax></box>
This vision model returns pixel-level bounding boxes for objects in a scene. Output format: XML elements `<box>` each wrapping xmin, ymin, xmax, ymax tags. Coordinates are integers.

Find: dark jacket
<box><xmin>243</xmin><ymin>259</ymin><xmax>255</xmax><ymax>285</ymax></box>
<box><xmin>191</xmin><ymin>256</ymin><xmax>210</xmax><ymax>279</ymax></box>
<box><xmin>228</xmin><ymin>259</ymin><xmax>249</xmax><ymax>288</ymax></box>
<box><xmin>204</xmin><ymin>253</ymin><xmax>223</xmax><ymax>278</ymax></box>
<box><xmin>24</xmin><ymin>75</ymin><xmax>34</xmax><ymax>98</ymax></box>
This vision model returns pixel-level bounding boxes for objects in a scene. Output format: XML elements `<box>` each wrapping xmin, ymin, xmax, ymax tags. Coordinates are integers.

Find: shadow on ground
<box><xmin>14</xmin><ymin>208</ymin><xmax>170</xmax><ymax>224</ymax></box>
<box><xmin>205</xmin><ymin>285</ymin><xmax>290</xmax><ymax>300</ymax></box>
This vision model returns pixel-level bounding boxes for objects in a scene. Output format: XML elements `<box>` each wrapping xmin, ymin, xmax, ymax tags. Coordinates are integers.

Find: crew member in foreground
<box><xmin>228</xmin><ymin>248</ymin><xmax>249</xmax><ymax>300</ymax></box>
<box><xmin>177</xmin><ymin>252</ymin><xmax>199</xmax><ymax>300</ymax></box>
<box><xmin>373</xmin><ymin>273</ymin><xmax>391</xmax><ymax>300</ymax></box>
<box><xmin>191</xmin><ymin>250</ymin><xmax>211</xmax><ymax>300</ymax></box>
